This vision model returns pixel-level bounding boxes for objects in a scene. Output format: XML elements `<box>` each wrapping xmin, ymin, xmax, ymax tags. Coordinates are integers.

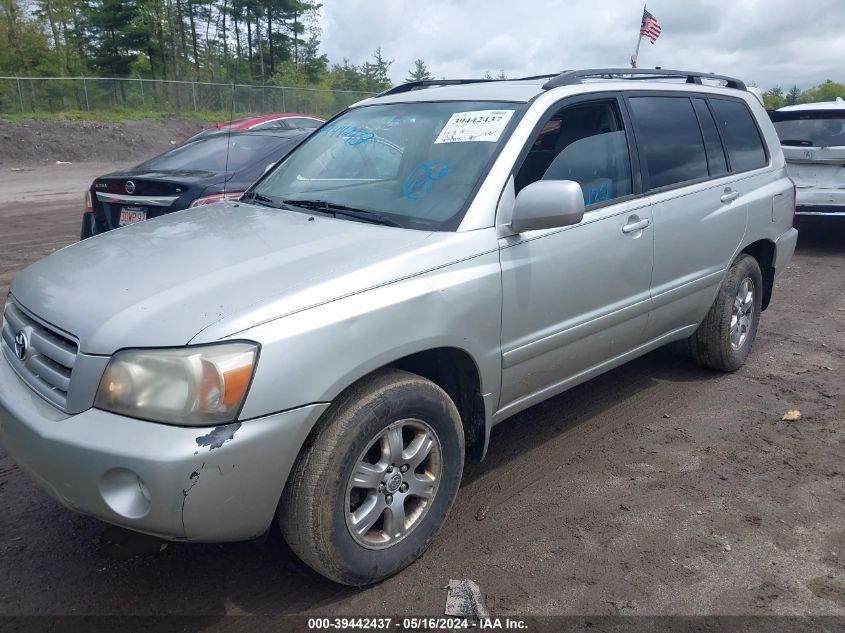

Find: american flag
<box><xmin>640</xmin><ymin>9</ymin><xmax>662</xmax><ymax>44</ymax></box>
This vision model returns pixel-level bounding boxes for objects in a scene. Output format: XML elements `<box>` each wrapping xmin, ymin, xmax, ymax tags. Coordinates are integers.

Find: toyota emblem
<box><xmin>13</xmin><ymin>330</ymin><xmax>28</xmax><ymax>361</ymax></box>
<box><xmin>386</xmin><ymin>473</ymin><xmax>402</xmax><ymax>493</ymax></box>
<box><xmin>125</xmin><ymin>180</ymin><xmax>136</xmax><ymax>194</ymax></box>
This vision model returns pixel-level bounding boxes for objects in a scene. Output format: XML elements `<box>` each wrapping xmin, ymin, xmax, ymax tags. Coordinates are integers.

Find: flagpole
<box><xmin>631</xmin><ymin>3</ymin><xmax>646</xmax><ymax>68</ymax></box>
<box><xmin>631</xmin><ymin>35</ymin><xmax>643</xmax><ymax>69</ymax></box>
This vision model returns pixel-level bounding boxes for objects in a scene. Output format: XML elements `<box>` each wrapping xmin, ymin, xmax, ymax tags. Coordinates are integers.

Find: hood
<box><xmin>10</xmin><ymin>202</ymin><xmax>452</xmax><ymax>355</ymax></box>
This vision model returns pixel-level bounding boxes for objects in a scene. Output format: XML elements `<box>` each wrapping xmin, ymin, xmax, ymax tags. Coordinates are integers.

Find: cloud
<box><xmin>319</xmin><ymin>0</ymin><xmax>844</xmax><ymax>89</ymax></box>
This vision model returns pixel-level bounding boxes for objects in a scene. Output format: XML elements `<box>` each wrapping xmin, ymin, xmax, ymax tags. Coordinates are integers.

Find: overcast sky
<box><xmin>319</xmin><ymin>0</ymin><xmax>845</xmax><ymax>90</ymax></box>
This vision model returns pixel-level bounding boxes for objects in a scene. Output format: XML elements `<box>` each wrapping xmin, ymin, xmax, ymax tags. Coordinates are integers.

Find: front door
<box><xmin>498</xmin><ymin>97</ymin><xmax>654</xmax><ymax>417</ymax></box>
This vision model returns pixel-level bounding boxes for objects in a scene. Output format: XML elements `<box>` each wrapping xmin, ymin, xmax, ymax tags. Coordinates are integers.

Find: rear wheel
<box><xmin>80</xmin><ymin>214</ymin><xmax>94</xmax><ymax>240</ymax></box>
<box><xmin>279</xmin><ymin>369</ymin><xmax>464</xmax><ymax>585</ymax></box>
<box><xmin>690</xmin><ymin>254</ymin><xmax>763</xmax><ymax>371</ymax></box>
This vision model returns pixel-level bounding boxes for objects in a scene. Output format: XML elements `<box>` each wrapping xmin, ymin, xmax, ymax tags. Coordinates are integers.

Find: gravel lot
<box><xmin>0</xmin><ymin>163</ymin><xmax>843</xmax><ymax>618</ymax></box>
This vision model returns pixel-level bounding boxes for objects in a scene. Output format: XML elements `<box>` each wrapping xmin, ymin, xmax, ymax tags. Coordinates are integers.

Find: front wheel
<box><xmin>279</xmin><ymin>369</ymin><xmax>464</xmax><ymax>585</ymax></box>
<box><xmin>690</xmin><ymin>253</ymin><xmax>763</xmax><ymax>371</ymax></box>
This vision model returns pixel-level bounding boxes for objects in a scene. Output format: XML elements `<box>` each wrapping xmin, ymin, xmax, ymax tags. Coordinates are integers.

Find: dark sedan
<box><xmin>81</xmin><ymin>129</ymin><xmax>310</xmax><ymax>239</ymax></box>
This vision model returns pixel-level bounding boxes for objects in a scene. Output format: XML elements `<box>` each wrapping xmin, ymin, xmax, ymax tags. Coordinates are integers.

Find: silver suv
<box><xmin>0</xmin><ymin>69</ymin><xmax>798</xmax><ymax>585</ymax></box>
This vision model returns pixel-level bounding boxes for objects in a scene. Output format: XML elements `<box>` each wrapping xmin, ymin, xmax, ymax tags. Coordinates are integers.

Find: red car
<box><xmin>187</xmin><ymin>113</ymin><xmax>324</xmax><ymax>142</ymax></box>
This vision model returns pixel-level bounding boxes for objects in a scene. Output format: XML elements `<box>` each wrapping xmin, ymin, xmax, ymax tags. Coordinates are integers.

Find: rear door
<box><xmin>626</xmin><ymin>93</ymin><xmax>768</xmax><ymax>339</ymax></box>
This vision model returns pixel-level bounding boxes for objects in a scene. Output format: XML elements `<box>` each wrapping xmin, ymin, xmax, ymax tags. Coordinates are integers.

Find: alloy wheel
<box><xmin>730</xmin><ymin>276</ymin><xmax>755</xmax><ymax>350</ymax></box>
<box><xmin>345</xmin><ymin>418</ymin><xmax>442</xmax><ymax>549</ymax></box>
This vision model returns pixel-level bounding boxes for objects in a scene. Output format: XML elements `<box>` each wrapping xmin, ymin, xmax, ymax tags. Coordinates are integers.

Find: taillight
<box><xmin>189</xmin><ymin>192</ymin><xmax>244</xmax><ymax>208</ymax></box>
<box><xmin>789</xmin><ymin>177</ymin><xmax>797</xmax><ymax>223</ymax></box>
<box><xmin>84</xmin><ymin>190</ymin><xmax>93</xmax><ymax>213</ymax></box>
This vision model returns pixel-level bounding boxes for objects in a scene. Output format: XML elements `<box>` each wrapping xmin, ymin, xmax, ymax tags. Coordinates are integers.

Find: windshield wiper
<box><xmin>780</xmin><ymin>139</ymin><xmax>814</xmax><ymax>147</ymax></box>
<box><xmin>282</xmin><ymin>199</ymin><xmax>403</xmax><ymax>228</ymax></box>
<box><xmin>242</xmin><ymin>191</ymin><xmax>285</xmax><ymax>209</ymax></box>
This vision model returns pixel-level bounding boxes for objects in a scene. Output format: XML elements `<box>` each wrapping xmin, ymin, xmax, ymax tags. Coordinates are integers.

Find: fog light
<box><xmin>99</xmin><ymin>468</ymin><xmax>152</xmax><ymax>519</ymax></box>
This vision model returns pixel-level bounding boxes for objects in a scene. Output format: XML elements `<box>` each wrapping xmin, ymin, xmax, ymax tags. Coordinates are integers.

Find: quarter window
<box><xmin>709</xmin><ymin>99</ymin><xmax>767</xmax><ymax>172</ymax></box>
<box><xmin>628</xmin><ymin>96</ymin><xmax>708</xmax><ymax>190</ymax></box>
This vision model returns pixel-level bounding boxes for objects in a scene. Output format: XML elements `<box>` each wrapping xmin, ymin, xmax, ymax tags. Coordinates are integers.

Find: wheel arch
<box><xmin>739</xmin><ymin>239</ymin><xmax>776</xmax><ymax>311</ymax></box>
<box><xmin>386</xmin><ymin>347</ymin><xmax>487</xmax><ymax>462</ymax></box>
<box><xmin>298</xmin><ymin>345</ymin><xmax>489</xmax><ymax>466</ymax></box>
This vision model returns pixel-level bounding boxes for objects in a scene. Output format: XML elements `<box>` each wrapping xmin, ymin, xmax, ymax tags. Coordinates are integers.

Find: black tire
<box><xmin>279</xmin><ymin>369</ymin><xmax>465</xmax><ymax>585</ymax></box>
<box><xmin>690</xmin><ymin>254</ymin><xmax>763</xmax><ymax>372</ymax></box>
<box><xmin>80</xmin><ymin>215</ymin><xmax>94</xmax><ymax>240</ymax></box>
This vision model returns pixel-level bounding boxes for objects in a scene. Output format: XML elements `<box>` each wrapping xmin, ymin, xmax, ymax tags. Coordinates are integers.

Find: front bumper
<box><xmin>0</xmin><ymin>355</ymin><xmax>328</xmax><ymax>541</ymax></box>
<box><xmin>795</xmin><ymin>188</ymin><xmax>845</xmax><ymax>216</ymax></box>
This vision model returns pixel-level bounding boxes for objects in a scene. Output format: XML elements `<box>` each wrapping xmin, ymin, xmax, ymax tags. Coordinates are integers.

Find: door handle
<box><xmin>720</xmin><ymin>189</ymin><xmax>740</xmax><ymax>203</ymax></box>
<box><xmin>622</xmin><ymin>217</ymin><xmax>650</xmax><ymax>234</ymax></box>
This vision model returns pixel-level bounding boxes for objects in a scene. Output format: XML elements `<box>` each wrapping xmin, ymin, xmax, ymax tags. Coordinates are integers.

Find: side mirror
<box><xmin>510</xmin><ymin>180</ymin><xmax>585</xmax><ymax>233</ymax></box>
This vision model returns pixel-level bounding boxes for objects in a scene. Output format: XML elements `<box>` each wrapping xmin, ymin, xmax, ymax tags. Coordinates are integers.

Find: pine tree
<box><xmin>785</xmin><ymin>85</ymin><xmax>802</xmax><ymax>106</ymax></box>
<box><xmin>84</xmin><ymin>0</ymin><xmax>147</xmax><ymax>77</ymax></box>
<box><xmin>362</xmin><ymin>46</ymin><xmax>392</xmax><ymax>91</ymax></box>
<box><xmin>405</xmin><ymin>58</ymin><xmax>431</xmax><ymax>82</ymax></box>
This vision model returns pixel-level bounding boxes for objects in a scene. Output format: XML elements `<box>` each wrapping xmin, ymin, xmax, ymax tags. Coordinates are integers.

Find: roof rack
<box><xmin>375</xmin><ymin>69</ymin><xmax>746</xmax><ymax>99</ymax></box>
<box><xmin>377</xmin><ymin>73</ymin><xmax>563</xmax><ymax>98</ymax></box>
<box><xmin>377</xmin><ymin>79</ymin><xmax>495</xmax><ymax>97</ymax></box>
<box><xmin>510</xmin><ymin>73</ymin><xmax>562</xmax><ymax>81</ymax></box>
<box><xmin>542</xmin><ymin>68</ymin><xmax>747</xmax><ymax>91</ymax></box>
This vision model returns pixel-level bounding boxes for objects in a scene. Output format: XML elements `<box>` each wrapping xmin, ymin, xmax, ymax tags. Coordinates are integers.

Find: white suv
<box><xmin>772</xmin><ymin>98</ymin><xmax>845</xmax><ymax>219</ymax></box>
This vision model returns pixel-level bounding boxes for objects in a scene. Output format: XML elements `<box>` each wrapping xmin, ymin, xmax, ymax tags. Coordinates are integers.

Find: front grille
<box><xmin>1</xmin><ymin>297</ymin><xmax>79</xmax><ymax>410</ymax></box>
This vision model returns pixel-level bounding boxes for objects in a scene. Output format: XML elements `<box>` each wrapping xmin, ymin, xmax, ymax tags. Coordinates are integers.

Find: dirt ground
<box><xmin>0</xmin><ymin>118</ymin><xmax>206</xmax><ymax>168</ymax></box>
<box><xmin>0</xmin><ymin>162</ymin><xmax>843</xmax><ymax>620</ymax></box>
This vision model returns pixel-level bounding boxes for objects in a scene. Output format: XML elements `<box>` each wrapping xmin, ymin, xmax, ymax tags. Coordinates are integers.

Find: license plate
<box><xmin>119</xmin><ymin>206</ymin><xmax>148</xmax><ymax>226</ymax></box>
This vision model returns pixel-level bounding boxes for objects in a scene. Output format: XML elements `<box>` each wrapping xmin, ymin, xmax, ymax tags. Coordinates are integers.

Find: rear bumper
<box><xmin>773</xmin><ymin>228</ymin><xmax>799</xmax><ymax>280</ymax></box>
<box><xmin>0</xmin><ymin>354</ymin><xmax>328</xmax><ymax>541</ymax></box>
<box><xmin>795</xmin><ymin>188</ymin><xmax>845</xmax><ymax>215</ymax></box>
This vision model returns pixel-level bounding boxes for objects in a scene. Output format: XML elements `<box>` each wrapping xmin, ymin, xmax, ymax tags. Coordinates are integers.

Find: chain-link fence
<box><xmin>0</xmin><ymin>76</ymin><xmax>375</xmax><ymax>118</ymax></box>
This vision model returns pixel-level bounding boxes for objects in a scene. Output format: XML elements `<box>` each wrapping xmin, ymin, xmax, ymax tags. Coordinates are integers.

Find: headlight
<box><xmin>94</xmin><ymin>342</ymin><xmax>258</xmax><ymax>426</ymax></box>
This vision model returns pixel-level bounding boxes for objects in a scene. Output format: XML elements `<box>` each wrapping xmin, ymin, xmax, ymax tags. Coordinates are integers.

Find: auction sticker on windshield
<box><xmin>434</xmin><ymin>109</ymin><xmax>515</xmax><ymax>143</ymax></box>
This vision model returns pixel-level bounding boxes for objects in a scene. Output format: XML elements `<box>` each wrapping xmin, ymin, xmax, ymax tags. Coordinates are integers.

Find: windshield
<box><xmin>251</xmin><ymin>101</ymin><xmax>524</xmax><ymax>230</ymax></box>
<box><xmin>772</xmin><ymin>111</ymin><xmax>845</xmax><ymax>147</ymax></box>
<box><xmin>138</xmin><ymin>134</ymin><xmax>292</xmax><ymax>172</ymax></box>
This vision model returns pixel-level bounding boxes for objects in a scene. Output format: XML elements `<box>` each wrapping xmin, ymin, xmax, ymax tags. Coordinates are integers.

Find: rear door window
<box><xmin>709</xmin><ymin>99</ymin><xmax>768</xmax><ymax>172</ymax></box>
<box><xmin>692</xmin><ymin>98</ymin><xmax>729</xmax><ymax>177</ymax></box>
<box><xmin>771</xmin><ymin>111</ymin><xmax>845</xmax><ymax>148</ymax></box>
<box><xmin>628</xmin><ymin>96</ymin><xmax>708</xmax><ymax>190</ymax></box>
